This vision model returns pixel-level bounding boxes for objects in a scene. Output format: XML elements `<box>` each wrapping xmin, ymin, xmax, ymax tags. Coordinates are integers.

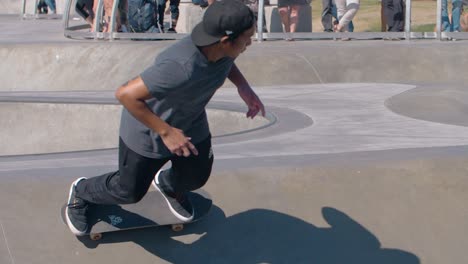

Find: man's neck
<box><xmin>199</xmin><ymin>44</ymin><xmax>225</xmax><ymax>63</ymax></box>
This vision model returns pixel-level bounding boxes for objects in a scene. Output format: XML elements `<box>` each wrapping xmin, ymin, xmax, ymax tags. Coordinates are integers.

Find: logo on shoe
<box><xmin>208</xmin><ymin>147</ymin><xmax>213</xmax><ymax>159</ymax></box>
<box><xmin>109</xmin><ymin>215</ymin><xmax>123</xmax><ymax>226</ymax></box>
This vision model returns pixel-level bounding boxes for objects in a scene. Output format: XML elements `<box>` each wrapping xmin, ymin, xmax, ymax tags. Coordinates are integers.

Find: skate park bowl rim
<box><xmin>0</xmin><ymin>100</ymin><xmax>276</xmax><ymax>156</ymax></box>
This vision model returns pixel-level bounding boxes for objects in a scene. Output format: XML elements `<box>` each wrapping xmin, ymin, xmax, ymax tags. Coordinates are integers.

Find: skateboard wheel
<box><xmin>90</xmin><ymin>233</ymin><xmax>102</xmax><ymax>241</ymax></box>
<box><xmin>171</xmin><ymin>224</ymin><xmax>184</xmax><ymax>232</ymax></box>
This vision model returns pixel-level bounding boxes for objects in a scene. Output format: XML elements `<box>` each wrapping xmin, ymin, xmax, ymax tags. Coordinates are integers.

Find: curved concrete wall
<box><xmin>2</xmin><ymin>41</ymin><xmax>468</xmax><ymax>92</ymax></box>
<box><xmin>0</xmin><ymin>103</ymin><xmax>270</xmax><ymax>156</ymax></box>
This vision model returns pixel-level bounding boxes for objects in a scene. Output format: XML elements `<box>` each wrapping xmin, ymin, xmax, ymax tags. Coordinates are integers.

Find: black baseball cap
<box><xmin>191</xmin><ymin>0</ymin><xmax>255</xmax><ymax>46</ymax></box>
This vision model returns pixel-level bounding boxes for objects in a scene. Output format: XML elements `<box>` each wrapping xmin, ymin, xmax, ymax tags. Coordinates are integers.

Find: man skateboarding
<box><xmin>65</xmin><ymin>0</ymin><xmax>265</xmax><ymax>236</ymax></box>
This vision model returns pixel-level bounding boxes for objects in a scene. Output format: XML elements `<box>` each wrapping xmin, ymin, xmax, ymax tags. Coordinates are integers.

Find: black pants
<box><xmin>76</xmin><ymin>136</ymin><xmax>213</xmax><ymax>204</ymax></box>
<box><xmin>382</xmin><ymin>0</ymin><xmax>404</xmax><ymax>32</ymax></box>
<box><xmin>157</xmin><ymin>0</ymin><xmax>180</xmax><ymax>29</ymax></box>
<box><xmin>321</xmin><ymin>0</ymin><xmax>334</xmax><ymax>32</ymax></box>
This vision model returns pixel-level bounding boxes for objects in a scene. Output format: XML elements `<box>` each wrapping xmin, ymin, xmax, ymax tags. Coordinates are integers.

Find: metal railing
<box><xmin>62</xmin><ymin>0</ymin><xmax>467</xmax><ymax>41</ymax></box>
<box><xmin>63</xmin><ymin>0</ymin><xmax>188</xmax><ymax>40</ymax></box>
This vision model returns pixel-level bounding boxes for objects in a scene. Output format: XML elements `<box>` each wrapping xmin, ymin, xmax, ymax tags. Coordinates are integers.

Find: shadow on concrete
<box><xmin>77</xmin><ymin>206</ymin><xmax>420</xmax><ymax>264</ymax></box>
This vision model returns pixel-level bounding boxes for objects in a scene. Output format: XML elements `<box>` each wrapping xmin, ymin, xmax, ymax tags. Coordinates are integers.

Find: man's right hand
<box><xmin>161</xmin><ymin>127</ymin><xmax>199</xmax><ymax>157</ymax></box>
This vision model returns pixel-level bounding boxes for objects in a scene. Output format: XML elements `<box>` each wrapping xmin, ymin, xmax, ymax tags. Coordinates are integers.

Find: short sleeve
<box><xmin>140</xmin><ymin>59</ymin><xmax>189</xmax><ymax>100</ymax></box>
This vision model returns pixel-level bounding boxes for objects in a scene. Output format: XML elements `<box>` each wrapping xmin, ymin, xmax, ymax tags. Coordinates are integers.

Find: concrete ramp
<box><xmin>0</xmin><ymin>98</ymin><xmax>271</xmax><ymax>155</ymax></box>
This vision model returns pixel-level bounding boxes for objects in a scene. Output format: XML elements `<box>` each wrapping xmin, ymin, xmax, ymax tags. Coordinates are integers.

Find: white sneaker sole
<box><xmin>153</xmin><ymin>170</ymin><xmax>194</xmax><ymax>222</ymax></box>
<box><xmin>65</xmin><ymin>177</ymin><xmax>87</xmax><ymax>236</ymax></box>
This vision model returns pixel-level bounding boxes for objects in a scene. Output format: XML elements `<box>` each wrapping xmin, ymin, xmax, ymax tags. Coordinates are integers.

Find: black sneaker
<box><xmin>167</xmin><ymin>28</ymin><xmax>177</xmax><ymax>33</ymax></box>
<box><xmin>66</xmin><ymin>177</ymin><xmax>89</xmax><ymax>236</ymax></box>
<box><xmin>153</xmin><ymin>170</ymin><xmax>194</xmax><ymax>222</ymax></box>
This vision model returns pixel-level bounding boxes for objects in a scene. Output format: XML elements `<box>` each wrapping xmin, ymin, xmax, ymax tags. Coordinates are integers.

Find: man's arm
<box><xmin>115</xmin><ymin>76</ymin><xmax>198</xmax><ymax>157</ymax></box>
<box><xmin>228</xmin><ymin>63</ymin><xmax>265</xmax><ymax>118</ymax></box>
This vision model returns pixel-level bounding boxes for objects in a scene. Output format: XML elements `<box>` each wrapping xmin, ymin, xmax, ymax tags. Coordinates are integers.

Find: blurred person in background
<box><xmin>76</xmin><ymin>0</ymin><xmax>95</xmax><ymax>28</ymax></box>
<box><xmin>278</xmin><ymin>0</ymin><xmax>309</xmax><ymax>41</ymax></box>
<box><xmin>37</xmin><ymin>0</ymin><xmax>56</xmax><ymax>14</ymax></box>
<box><xmin>322</xmin><ymin>0</ymin><xmax>353</xmax><ymax>32</ymax></box>
<box><xmin>157</xmin><ymin>0</ymin><xmax>180</xmax><ymax>32</ymax></box>
<box><xmin>334</xmin><ymin>0</ymin><xmax>359</xmax><ymax>40</ymax></box>
<box><xmin>382</xmin><ymin>0</ymin><xmax>404</xmax><ymax>32</ymax></box>
<box><xmin>441</xmin><ymin>0</ymin><xmax>462</xmax><ymax>32</ymax></box>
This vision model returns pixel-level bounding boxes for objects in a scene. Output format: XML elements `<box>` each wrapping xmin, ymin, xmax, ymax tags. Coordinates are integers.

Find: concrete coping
<box><xmin>0</xmin><ymin>97</ymin><xmax>274</xmax><ymax>156</ymax></box>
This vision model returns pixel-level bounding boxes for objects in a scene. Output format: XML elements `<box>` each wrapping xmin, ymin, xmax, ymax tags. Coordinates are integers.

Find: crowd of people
<box><xmin>67</xmin><ymin>0</ymin><xmax>467</xmax><ymax>36</ymax></box>
<box><xmin>74</xmin><ymin>0</ymin><xmax>210</xmax><ymax>33</ymax></box>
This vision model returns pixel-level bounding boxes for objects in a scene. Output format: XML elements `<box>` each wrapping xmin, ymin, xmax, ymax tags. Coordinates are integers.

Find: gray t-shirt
<box><xmin>120</xmin><ymin>36</ymin><xmax>234</xmax><ymax>158</ymax></box>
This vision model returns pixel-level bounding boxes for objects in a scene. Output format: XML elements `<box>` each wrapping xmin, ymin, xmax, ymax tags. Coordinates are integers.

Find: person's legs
<box><xmin>452</xmin><ymin>0</ymin><xmax>462</xmax><ymax>31</ymax></box>
<box><xmin>348</xmin><ymin>20</ymin><xmax>354</xmax><ymax>32</ymax></box>
<box><xmin>153</xmin><ymin>136</ymin><xmax>213</xmax><ymax>221</ymax></box>
<box><xmin>441</xmin><ymin>0</ymin><xmax>451</xmax><ymax>31</ymax></box>
<box><xmin>76</xmin><ymin>0</ymin><xmax>94</xmax><ymax>25</ymax></box>
<box><xmin>37</xmin><ymin>0</ymin><xmax>48</xmax><ymax>14</ymax></box>
<box><xmin>383</xmin><ymin>0</ymin><xmax>402</xmax><ymax>32</ymax></box>
<box><xmin>44</xmin><ymin>0</ymin><xmax>56</xmax><ymax>13</ymax></box>
<box><xmin>381</xmin><ymin>0</ymin><xmax>387</xmax><ymax>31</ymax></box>
<box><xmin>289</xmin><ymin>5</ymin><xmax>301</xmax><ymax>33</ymax></box>
<box><xmin>382</xmin><ymin>0</ymin><xmax>395</xmax><ymax>31</ymax></box>
<box><xmin>391</xmin><ymin>0</ymin><xmax>404</xmax><ymax>32</ymax></box>
<box><xmin>157</xmin><ymin>136</ymin><xmax>213</xmax><ymax>195</ymax></box>
<box><xmin>336</xmin><ymin>0</ymin><xmax>359</xmax><ymax>32</ymax></box>
<box><xmin>278</xmin><ymin>6</ymin><xmax>291</xmax><ymax>33</ymax></box>
<box><xmin>119</xmin><ymin>0</ymin><xmax>128</xmax><ymax>31</ymax></box>
<box><xmin>66</xmin><ymin>138</ymin><xmax>167</xmax><ymax>235</ymax></box>
<box><xmin>168</xmin><ymin>0</ymin><xmax>180</xmax><ymax>31</ymax></box>
<box><xmin>331</xmin><ymin>2</ymin><xmax>338</xmax><ymax>20</ymax></box>
<box><xmin>321</xmin><ymin>0</ymin><xmax>334</xmax><ymax>32</ymax></box>
<box><xmin>76</xmin><ymin>138</ymin><xmax>167</xmax><ymax>204</ymax></box>
<box><xmin>334</xmin><ymin>0</ymin><xmax>346</xmax><ymax>31</ymax></box>
<box><xmin>157</xmin><ymin>0</ymin><xmax>168</xmax><ymax>32</ymax></box>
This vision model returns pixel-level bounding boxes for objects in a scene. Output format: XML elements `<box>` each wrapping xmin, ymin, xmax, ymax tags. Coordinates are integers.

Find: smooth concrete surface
<box><xmin>386</xmin><ymin>83</ymin><xmax>468</xmax><ymax>127</ymax></box>
<box><xmin>6</xmin><ymin>40</ymin><xmax>468</xmax><ymax>91</ymax></box>
<box><xmin>1</xmin><ymin>15</ymin><xmax>468</xmax><ymax>264</ymax></box>
<box><xmin>0</xmin><ymin>99</ymin><xmax>271</xmax><ymax>155</ymax></box>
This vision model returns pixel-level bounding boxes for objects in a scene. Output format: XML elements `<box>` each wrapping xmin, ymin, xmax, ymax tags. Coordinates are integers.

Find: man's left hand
<box><xmin>238</xmin><ymin>86</ymin><xmax>265</xmax><ymax>119</ymax></box>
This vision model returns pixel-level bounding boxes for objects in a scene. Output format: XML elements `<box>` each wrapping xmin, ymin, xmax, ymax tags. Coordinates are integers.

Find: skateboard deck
<box><xmin>61</xmin><ymin>188</ymin><xmax>212</xmax><ymax>240</ymax></box>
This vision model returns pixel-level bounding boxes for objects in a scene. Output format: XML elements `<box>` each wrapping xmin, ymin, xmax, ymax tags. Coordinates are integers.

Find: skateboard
<box><xmin>61</xmin><ymin>188</ymin><xmax>212</xmax><ymax>241</ymax></box>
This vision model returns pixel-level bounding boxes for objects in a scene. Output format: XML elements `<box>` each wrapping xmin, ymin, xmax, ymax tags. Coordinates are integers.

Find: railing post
<box><xmin>405</xmin><ymin>0</ymin><xmax>411</xmax><ymax>40</ymax></box>
<box><xmin>34</xmin><ymin>0</ymin><xmax>39</xmax><ymax>15</ymax></box>
<box><xmin>109</xmin><ymin>0</ymin><xmax>120</xmax><ymax>40</ymax></box>
<box><xmin>257</xmin><ymin>0</ymin><xmax>264</xmax><ymax>42</ymax></box>
<box><xmin>21</xmin><ymin>0</ymin><xmax>27</xmax><ymax>18</ymax></box>
<box><xmin>436</xmin><ymin>0</ymin><xmax>442</xmax><ymax>40</ymax></box>
<box><xmin>94</xmin><ymin>0</ymin><xmax>104</xmax><ymax>38</ymax></box>
<box><xmin>63</xmin><ymin>0</ymin><xmax>72</xmax><ymax>30</ymax></box>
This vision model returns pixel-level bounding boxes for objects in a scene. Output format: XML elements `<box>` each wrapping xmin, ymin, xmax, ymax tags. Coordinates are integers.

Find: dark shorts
<box><xmin>278</xmin><ymin>0</ymin><xmax>309</xmax><ymax>8</ymax></box>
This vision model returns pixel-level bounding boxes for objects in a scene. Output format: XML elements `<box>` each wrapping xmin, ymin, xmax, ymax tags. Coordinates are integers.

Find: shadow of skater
<box><xmin>79</xmin><ymin>206</ymin><xmax>420</xmax><ymax>264</ymax></box>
